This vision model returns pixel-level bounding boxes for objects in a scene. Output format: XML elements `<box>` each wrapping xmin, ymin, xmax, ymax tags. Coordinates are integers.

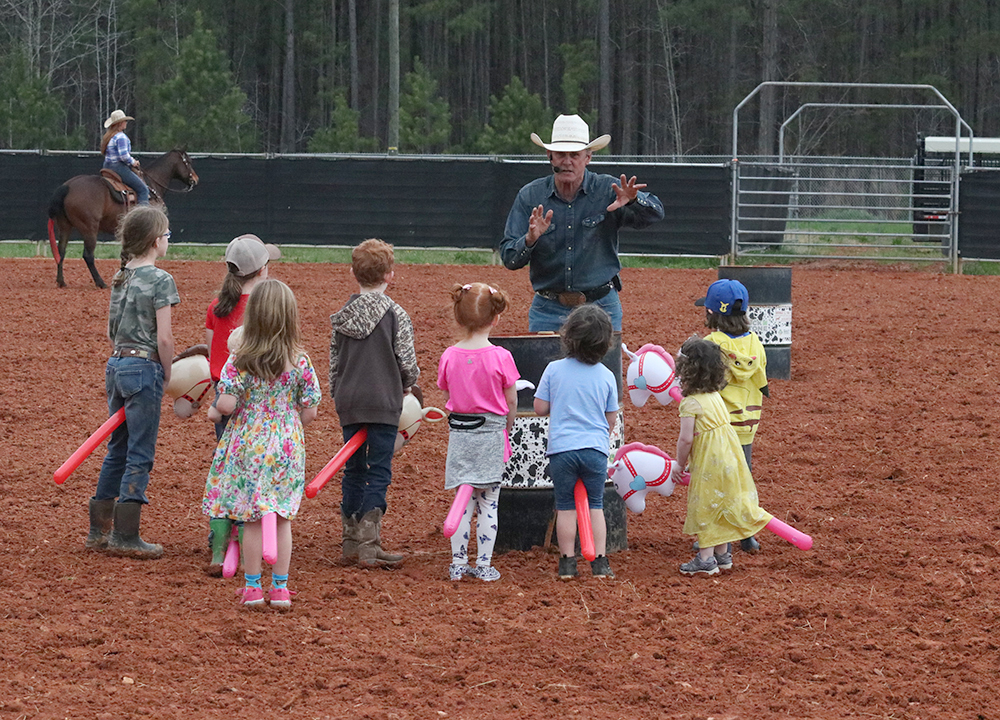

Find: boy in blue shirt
<box><xmin>534</xmin><ymin>305</ymin><xmax>619</xmax><ymax>580</ymax></box>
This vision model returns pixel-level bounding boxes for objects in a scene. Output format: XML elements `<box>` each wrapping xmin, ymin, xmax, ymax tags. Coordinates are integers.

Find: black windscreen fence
<box><xmin>958</xmin><ymin>169</ymin><xmax>1000</xmax><ymax>260</ymax></box>
<box><xmin>2</xmin><ymin>152</ymin><xmax>732</xmax><ymax>255</ymax></box>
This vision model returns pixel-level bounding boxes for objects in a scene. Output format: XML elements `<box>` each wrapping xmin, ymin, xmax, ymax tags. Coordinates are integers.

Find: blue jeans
<box><xmin>341</xmin><ymin>422</ymin><xmax>397</xmax><ymax>518</ymax></box>
<box><xmin>94</xmin><ymin>357</ymin><xmax>164</xmax><ymax>504</ymax></box>
<box><xmin>104</xmin><ymin>160</ymin><xmax>149</xmax><ymax>205</ymax></box>
<box><xmin>528</xmin><ymin>288</ymin><xmax>622</xmax><ymax>332</ymax></box>
<box><xmin>547</xmin><ymin>448</ymin><xmax>608</xmax><ymax>511</ymax></box>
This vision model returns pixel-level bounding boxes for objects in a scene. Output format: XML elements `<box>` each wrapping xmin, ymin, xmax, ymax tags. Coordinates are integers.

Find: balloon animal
<box><xmin>622</xmin><ymin>343</ymin><xmax>683</xmax><ymax>407</ymax></box>
<box><xmin>608</xmin><ymin>441</ymin><xmax>680</xmax><ymax>514</ymax></box>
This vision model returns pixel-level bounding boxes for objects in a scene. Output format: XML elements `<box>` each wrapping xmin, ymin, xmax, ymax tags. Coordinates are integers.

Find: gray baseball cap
<box><xmin>225</xmin><ymin>234</ymin><xmax>281</xmax><ymax>276</ymax></box>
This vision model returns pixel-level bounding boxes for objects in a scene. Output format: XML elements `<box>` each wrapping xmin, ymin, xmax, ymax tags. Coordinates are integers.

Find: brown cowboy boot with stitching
<box><xmin>357</xmin><ymin>508</ymin><xmax>403</xmax><ymax>567</ymax></box>
<box><xmin>341</xmin><ymin>510</ymin><xmax>360</xmax><ymax>565</ymax></box>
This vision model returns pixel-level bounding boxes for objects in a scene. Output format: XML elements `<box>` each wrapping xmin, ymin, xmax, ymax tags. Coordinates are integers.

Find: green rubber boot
<box><xmin>207</xmin><ymin>518</ymin><xmax>233</xmax><ymax>576</ymax></box>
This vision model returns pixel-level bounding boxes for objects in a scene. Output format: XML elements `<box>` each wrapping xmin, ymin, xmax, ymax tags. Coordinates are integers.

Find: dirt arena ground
<box><xmin>2</xmin><ymin>256</ymin><xmax>999</xmax><ymax>720</ymax></box>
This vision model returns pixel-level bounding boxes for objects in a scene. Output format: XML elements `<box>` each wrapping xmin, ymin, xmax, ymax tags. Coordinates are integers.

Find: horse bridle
<box><xmin>138</xmin><ymin>151</ymin><xmax>198</xmax><ymax>196</ymax></box>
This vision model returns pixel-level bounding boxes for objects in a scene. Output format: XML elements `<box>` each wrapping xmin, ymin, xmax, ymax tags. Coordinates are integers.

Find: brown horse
<box><xmin>47</xmin><ymin>148</ymin><xmax>199</xmax><ymax>288</ymax></box>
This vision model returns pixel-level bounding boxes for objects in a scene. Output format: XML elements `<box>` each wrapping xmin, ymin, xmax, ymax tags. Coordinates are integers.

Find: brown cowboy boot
<box><xmin>341</xmin><ymin>510</ymin><xmax>359</xmax><ymax>565</ymax></box>
<box><xmin>357</xmin><ymin>508</ymin><xmax>403</xmax><ymax>567</ymax></box>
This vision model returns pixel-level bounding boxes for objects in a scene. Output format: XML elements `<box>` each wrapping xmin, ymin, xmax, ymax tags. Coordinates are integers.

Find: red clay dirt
<box><xmin>2</xmin><ymin>257</ymin><xmax>999</xmax><ymax>720</ymax></box>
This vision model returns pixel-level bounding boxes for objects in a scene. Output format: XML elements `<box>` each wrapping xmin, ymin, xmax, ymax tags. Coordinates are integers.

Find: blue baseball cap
<box><xmin>695</xmin><ymin>279</ymin><xmax>749</xmax><ymax>315</ymax></box>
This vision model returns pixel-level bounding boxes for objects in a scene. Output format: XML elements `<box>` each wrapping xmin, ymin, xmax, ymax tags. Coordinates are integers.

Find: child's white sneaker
<box><xmin>449</xmin><ymin>563</ymin><xmax>471</xmax><ymax>581</ymax></box>
<box><xmin>471</xmin><ymin>565</ymin><xmax>500</xmax><ymax>581</ymax></box>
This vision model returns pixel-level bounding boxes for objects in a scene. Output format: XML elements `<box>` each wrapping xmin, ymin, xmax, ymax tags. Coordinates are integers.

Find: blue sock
<box><xmin>272</xmin><ymin>573</ymin><xmax>288</xmax><ymax>589</ymax></box>
<box><xmin>244</xmin><ymin>572</ymin><xmax>262</xmax><ymax>589</ymax></box>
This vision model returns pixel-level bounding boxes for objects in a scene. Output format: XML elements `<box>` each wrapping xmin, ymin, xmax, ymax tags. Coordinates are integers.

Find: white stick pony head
<box><xmin>622</xmin><ymin>343</ymin><xmax>683</xmax><ymax>407</ymax></box>
<box><xmin>608</xmin><ymin>441</ymin><xmax>679</xmax><ymax>514</ymax></box>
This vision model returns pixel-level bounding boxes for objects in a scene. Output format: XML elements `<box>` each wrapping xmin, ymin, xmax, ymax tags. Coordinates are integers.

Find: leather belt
<box><xmin>536</xmin><ymin>281</ymin><xmax>614</xmax><ymax>307</ymax></box>
<box><xmin>113</xmin><ymin>347</ymin><xmax>160</xmax><ymax>363</ymax></box>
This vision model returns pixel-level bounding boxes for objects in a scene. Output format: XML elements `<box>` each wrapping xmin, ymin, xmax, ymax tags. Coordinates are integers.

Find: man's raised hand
<box><xmin>526</xmin><ymin>204</ymin><xmax>553</xmax><ymax>246</ymax></box>
<box><xmin>607</xmin><ymin>174</ymin><xmax>647</xmax><ymax>212</ymax></box>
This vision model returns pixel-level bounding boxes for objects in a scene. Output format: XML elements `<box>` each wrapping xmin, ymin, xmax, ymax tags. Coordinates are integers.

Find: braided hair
<box><xmin>110</xmin><ymin>206</ymin><xmax>168</xmax><ymax>287</ymax></box>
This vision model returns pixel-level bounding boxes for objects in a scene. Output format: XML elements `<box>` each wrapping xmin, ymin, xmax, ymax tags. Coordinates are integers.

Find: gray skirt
<box><xmin>444</xmin><ymin>412</ymin><xmax>507</xmax><ymax>490</ymax></box>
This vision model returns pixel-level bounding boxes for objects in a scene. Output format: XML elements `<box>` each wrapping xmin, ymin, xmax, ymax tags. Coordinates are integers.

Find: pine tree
<box><xmin>147</xmin><ymin>12</ymin><xmax>257</xmax><ymax>152</ymax></box>
<box><xmin>398</xmin><ymin>58</ymin><xmax>451</xmax><ymax>154</ymax></box>
<box><xmin>308</xmin><ymin>89</ymin><xmax>379</xmax><ymax>152</ymax></box>
<box><xmin>0</xmin><ymin>48</ymin><xmax>83</xmax><ymax>150</ymax></box>
<box><xmin>472</xmin><ymin>77</ymin><xmax>552</xmax><ymax>155</ymax></box>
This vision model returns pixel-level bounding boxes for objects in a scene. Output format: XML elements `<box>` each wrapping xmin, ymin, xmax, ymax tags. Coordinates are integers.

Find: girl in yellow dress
<box><xmin>670</xmin><ymin>337</ymin><xmax>771</xmax><ymax>576</ymax></box>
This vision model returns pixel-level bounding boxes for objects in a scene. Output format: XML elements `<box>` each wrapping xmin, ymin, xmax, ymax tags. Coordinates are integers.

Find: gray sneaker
<box><xmin>558</xmin><ymin>556</ymin><xmax>578</xmax><ymax>580</ymax></box>
<box><xmin>590</xmin><ymin>555</ymin><xmax>615</xmax><ymax>578</ymax></box>
<box><xmin>680</xmin><ymin>554</ymin><xmax>720</xmax><ymax>576</ymax></box>
<box><xmin>740</xmin><ymin>536</ymin><xmax>761</xmax><ymax>554</ymax></box>
<box><xmin>714</xmin><ymin>544</ymin><xmax>733</xmax><ymax>570</ymax></box>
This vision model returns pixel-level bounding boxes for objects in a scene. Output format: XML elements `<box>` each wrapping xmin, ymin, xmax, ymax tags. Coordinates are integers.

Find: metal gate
<box><xmin>733</xmin><ymin>156</ymin><xmax>956</xmax><ymax>265</ymax></box>
<box><xmin>731</xmin><ymin>82</ymin><xmax>966</xmax><ymax>271</ymax></box>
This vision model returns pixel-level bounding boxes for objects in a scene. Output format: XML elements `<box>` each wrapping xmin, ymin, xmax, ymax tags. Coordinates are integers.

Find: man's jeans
<box><xmin>528</xmin><ymin>288</ymin><xmax>622</xmax><ymax>332</ymax></box>
<box><xmin>94</xmin><ymin>357</ymin><xmax>164</xmax><ymax>504</ymax></box>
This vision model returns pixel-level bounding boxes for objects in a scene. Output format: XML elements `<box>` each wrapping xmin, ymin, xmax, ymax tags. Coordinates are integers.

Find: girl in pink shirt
<box><xmin>437</xmin><ymin>283</ymin><xmax>520</xmax><ymax>582</ymax></box>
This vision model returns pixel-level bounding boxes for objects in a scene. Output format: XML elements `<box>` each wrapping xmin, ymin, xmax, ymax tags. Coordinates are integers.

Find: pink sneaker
<box><xmin>268</xmin><ymin>587</ymin><xmax>296</xmax><ymax>609</ymax></box>
<box><xmin>237</xmin><ymin>586</ymin><xmax>266</xmax><ymax>608</ymax></box>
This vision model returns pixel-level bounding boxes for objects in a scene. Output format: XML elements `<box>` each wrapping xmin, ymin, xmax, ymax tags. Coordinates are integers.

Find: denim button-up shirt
<box><xmin>500</xmin><ymin>169</ymin><xmax>664</xmax><ymax>293</ymax></box>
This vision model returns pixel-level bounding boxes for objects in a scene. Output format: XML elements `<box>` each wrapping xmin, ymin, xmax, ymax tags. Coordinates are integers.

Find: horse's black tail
<box><xmin>48</xmin><ymin>183</ymin><xmax>70</xmax><ymax>220</ymax></box>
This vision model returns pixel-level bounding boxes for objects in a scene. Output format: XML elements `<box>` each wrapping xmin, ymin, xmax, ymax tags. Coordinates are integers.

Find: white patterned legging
<box><xmin>450</xmin><ymin>484</ymin><xmax>501</xmax><ymax>567</ymax></box>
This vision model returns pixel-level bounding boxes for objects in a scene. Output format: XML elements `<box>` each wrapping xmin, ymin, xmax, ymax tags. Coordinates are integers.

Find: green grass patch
<box><xmin>0</xmin><ymin>240</ymin><xmax>719</xmax><ymax>268</ymax></box>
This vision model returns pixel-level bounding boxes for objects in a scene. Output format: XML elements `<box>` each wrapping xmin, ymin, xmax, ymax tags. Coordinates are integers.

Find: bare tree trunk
<box><xmin>642</xmin><ymin>17</ymin><xmax>653</xmax><ymax>154</ymax></box>
<box><xmin>620</xmin><ymin>16</ymin><xmax>635</xmax><ymax>156</ymax></box>
<box><xmin>388</xmin><ymin>0</ymin><xmax>399</xmax><ymax>152</ymax></box>
<box><xmin>280</xmin><ymin>0</ymin><xmax>295</xmax><ymax>152</ymax></box>
<box><xmin>349</xmin><ymin>0</ymin><xmax>359</xmax><ymax>110</ymax></box>
<box><xmin>757</xmin><ymin>0</ymin><xmax>779</xmax><ymax>157</ymax></box>
<box><xmin>542</xmin><ymin>1</ymin><xmax>550</xmax><ymax>109</ymax></box>
<box><xmin>598</xmin><ymin>0</ymin><xmax>611</xmax><ymax>133</ymax></box>
<box><xmin>655</xmin><ymin>0</ymin><xmax>683</xmax><ymax>156</ymax></box>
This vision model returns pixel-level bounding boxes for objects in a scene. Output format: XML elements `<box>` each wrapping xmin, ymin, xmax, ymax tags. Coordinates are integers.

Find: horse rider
<box><xmin>101</xmin><ymin>109</ymin><xmax>150</xmax><ymax>206</ymax></box>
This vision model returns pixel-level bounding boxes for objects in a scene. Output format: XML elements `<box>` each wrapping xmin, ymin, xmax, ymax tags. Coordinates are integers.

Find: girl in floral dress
<box><xmin>204</xmin><ymin>279</ymin><xmax>321</xmax><ymax>608</ymax></box>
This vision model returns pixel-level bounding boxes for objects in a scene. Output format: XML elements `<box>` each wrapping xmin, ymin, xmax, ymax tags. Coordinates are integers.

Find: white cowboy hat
<box><xmin>531</xmin><ymin>114</ymin><xmax>611</xmax><ymax>152</ymax></box>
<box><xmin>104</xmin><ymin>110</ymin><xmax>135</xmax><ymax>128</ymax></box>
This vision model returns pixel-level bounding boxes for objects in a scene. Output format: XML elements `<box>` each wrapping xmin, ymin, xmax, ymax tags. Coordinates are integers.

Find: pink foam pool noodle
<box><xmin>765</xmin><ymin>517</ymin><xmax>813</xmax><ymax>551</ymax></box>
<box><xmin>575</xmin><ymin>480</ymin><xmax>596</xmax><ymax>562</ymax></box>
<box><xmin>54</xmin><ymin>408</ymin><xmax>126</xmax><ymax>485</ymax></box>
<box><xmin>222</xmin><ymin>526</ymin><xmax>240</xmax><ymax>578</ymax></box>
<box><xmin>306</xmin><ymin>427</ymin><xmax>368</xmax><ymax>499</ymax></box>
<box><xmin>262</xmin><ymin>512</ymin><xmax>277</xmax><ymax>565</ymax></box>
<box><xmin>443</xmin><ymin>484</ymin><xmax>474</xmax><ymax>538</ymax></box>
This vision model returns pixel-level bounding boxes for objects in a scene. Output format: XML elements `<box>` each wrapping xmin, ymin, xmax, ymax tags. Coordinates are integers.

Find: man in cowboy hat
<box><xmin>499</xmin><ymin>114</ymin><xmax>664</xmax><ymax>332</ymax></box>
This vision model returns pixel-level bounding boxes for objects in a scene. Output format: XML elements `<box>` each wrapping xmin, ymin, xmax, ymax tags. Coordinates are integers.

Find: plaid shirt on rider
<box><xmin>105</xmin><ymin>132</ymin><xmax>137</xmax><ymax>167</ymax></box>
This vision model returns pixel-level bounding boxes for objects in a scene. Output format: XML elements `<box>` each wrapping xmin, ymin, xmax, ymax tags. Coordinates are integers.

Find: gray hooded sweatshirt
<box><xmin>329</xmin><ymin>291</ymin><xmax>420</xmax><ymax>427</ymax></box>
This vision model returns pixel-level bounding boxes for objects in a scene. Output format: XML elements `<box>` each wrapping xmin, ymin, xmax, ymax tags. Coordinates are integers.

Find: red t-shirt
<box><xmin>205</xmin><ymin>295</ymin><xmax>249</xmax><ymax>381</ymax></box>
